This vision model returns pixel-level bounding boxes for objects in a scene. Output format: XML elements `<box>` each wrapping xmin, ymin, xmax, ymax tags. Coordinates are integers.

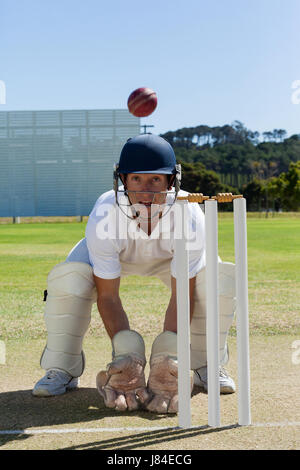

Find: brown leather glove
<box><xmin>146</xmin><ymin>331</ymin><xmax>193</xmax><ymax>414</ymax></box>
<box><xmin>96</xmin><ymin>330</ymin><xmax>150</xmax><ymax>411</ymax></box>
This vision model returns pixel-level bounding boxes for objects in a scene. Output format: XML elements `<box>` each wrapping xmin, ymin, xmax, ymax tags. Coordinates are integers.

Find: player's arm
<box><xmin>93</xmin><ymin>275</ymin><xmax>129</xmax><ymax>339</ymax></box>
<box><xmin>93</xmin><ymin>274</ymin><xmax>150</xmax><ymax>410</ymax></box>
<box><xmin>163</xmin><ymin>276</ymin><xmax>196</xmax><ymax>333</ymax></box>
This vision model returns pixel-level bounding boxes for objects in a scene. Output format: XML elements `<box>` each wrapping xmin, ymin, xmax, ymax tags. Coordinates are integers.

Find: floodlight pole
<box><xmin>140</xmin><ymin>124</ymin><xmax>154</xmax><ymax>134</ymax></box>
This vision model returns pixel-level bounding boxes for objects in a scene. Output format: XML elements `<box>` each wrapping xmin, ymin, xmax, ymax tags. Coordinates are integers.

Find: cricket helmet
<box><xmin>117</xmin><ymin>134</ymin><xmax>179</xmax><ymax>175</ymax></box>
<box><xmin>113</xmin><ymin>134</ymin><xmax>181</xmax><ymax>217</ymax></box>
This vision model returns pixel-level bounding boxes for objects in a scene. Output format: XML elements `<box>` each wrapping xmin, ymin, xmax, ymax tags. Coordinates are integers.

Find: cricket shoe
<box><xmin>32</xmin><ymin>369</ymin><xmax>79</xmax><ymax>397</ymax></box>
<box><xmin>193</xmin><ymin>366</ymin><xmax>236</xmax><ymax>394</ymax></box>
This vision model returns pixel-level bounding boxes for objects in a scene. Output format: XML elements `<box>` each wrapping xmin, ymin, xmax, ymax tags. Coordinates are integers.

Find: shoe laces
<box><xmin>46</xmin><ymin>370</ymin><xmax>60</xmax><ymax>380</ymax></box>
<box><xmin>219</xmin><ymin>367</ymin><xmax>229</xmax><ymax>378</ymax></box>
<box><xmin>197</xmin><ymin>366</ymin><xmax>229</xmax><ymax>381</ymax></box>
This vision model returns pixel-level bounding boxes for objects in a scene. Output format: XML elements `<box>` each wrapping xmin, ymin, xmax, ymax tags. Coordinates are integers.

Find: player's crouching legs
<box><xmin>32</xmin><ymin>261</ymin><xmax>97</xmax><ymax>397</ymax></box>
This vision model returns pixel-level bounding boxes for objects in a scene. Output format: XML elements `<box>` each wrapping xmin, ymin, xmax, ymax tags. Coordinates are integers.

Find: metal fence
<box><xmin>0</xmin><ymin>109</ymin><xmax>140</xmax><ymax>216</ymax></box>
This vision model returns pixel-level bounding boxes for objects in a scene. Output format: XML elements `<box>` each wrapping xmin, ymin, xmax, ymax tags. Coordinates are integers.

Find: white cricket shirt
<box><xmin>85</xmin><ymin>187</ymin><xmax>206</xmax><ymax>280</ymax></box>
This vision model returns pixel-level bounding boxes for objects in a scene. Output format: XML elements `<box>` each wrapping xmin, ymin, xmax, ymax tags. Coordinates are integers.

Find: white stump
<box><xmin>205</xmin><ymin>200</ymin><xmax>221</xmax><ymax>427</ymax></box>
<box><xmin>233</xmin><ymin>197</ymin><xmax>251</xmax><ymax>426</ymax></box>
<box><xmin>175</xmin><ymin>199</ymin><xmax>191</xmax><ymax>428</ymax></box>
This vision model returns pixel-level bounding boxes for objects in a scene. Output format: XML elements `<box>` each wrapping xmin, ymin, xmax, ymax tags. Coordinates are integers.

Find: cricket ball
<box><xmin>127</xmin><ymin>87</ymin><xmax>157</xmax><ymax>117</ymax></box>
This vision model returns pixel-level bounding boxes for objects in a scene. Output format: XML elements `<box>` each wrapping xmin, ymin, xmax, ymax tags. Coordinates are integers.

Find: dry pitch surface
<box><xmin>0</xmin><ymin>335</ymin><xmax>299</xmax><ymax>450</ymax></box>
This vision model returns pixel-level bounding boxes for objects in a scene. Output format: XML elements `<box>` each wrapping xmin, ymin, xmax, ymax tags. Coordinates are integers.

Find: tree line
<box><xmin>160</xmin><ymin>121</ymin><xmax>300</xmax><ymax>211</ymax></box>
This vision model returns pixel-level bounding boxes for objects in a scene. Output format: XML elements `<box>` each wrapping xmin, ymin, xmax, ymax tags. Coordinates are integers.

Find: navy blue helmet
<box><xmin>113</xmin><ymin>134</ymin><xmax>181</xmax><ymax>214</ymax></box>
<box><xmin>118</xmin><ymin>134</ymin><xmax>178</xmax><ymax>175</ymax></box>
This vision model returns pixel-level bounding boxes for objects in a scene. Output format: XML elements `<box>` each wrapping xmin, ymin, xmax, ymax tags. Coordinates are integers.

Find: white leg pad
<box><xmin>190</xmin><ymin>262</ymin><xmax>236</xmax><ymax>369</ymax></box>
<box><xmin>40</xmin><ymin>261</ymin><xmax>97</xmax><ymax>377</ymax></box>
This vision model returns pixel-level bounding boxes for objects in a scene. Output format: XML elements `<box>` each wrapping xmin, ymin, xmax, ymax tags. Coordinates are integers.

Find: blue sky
<box><xmin>1</xmin><ymin>0</ymin><xmax>299</xmax><ymax>137</ymax></box>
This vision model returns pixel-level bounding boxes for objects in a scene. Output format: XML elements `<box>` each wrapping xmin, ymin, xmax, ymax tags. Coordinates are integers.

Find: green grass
<box><xmin>0</xmin><ymin>215</ymin><xmax>299</xmax><ymax>340</ymax></box>
<box><xmin>218</xmin><ymin>216</ymin><xmax>300</xmax><ymax>281</ymax></box>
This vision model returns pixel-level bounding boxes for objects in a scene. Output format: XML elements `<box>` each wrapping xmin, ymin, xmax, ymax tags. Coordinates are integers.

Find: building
<box><xmin>0</xmin><ymin>109</ymin><xmax>140</xmax><ymax>217</ymax></box>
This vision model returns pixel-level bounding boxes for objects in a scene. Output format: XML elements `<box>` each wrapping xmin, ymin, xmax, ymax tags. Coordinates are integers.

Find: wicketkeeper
<box><xmin>33</xmin><ymin>134</ymin><xmax>236</xmax><ymax>413</ymax></box>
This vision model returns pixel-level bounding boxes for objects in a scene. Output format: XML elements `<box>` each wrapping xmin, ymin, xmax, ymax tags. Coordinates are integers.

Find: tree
<box><xmin>276</xmin><ymin>129</ymin><xmax>287</xmax><ymax>142</ymax></box>
<box><xmin>241</xmin><ymin>179</ymin><xmax>266</xmax><ymax>211</ymax></box>
<box><xmin>262</xmin><ymin>131</ymin><xmax>274</xmax><ymax>142</ymax></box>
<box><xmin>273</xmin><ymin>161</ymin><xmax>300</xmax><ymax>211</ymax></box>
<box><xmin>161</xmin><ymin>124</ymin><xmax>298</xmax><ymax>195</ymax></box>
<box><xmin>179</xmin><ymin>161</ymin><xmax>235</xmax><ymax>197</ymax></box>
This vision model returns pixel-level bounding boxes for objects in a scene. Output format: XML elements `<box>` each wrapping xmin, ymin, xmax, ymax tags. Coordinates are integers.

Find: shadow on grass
<box><xmin>60</xmin><ymin>424</ymin><xmax>239</xmax><ymax>450</ymax></box>
<box><xmin>0</xmin><ymin>386</ymin><xmax>239</xmax><ymax>449</ymax></box>
<box><xmin>0</xmin><ymin>387</ymin><xmax>210</xmax><ymax>448</ymax></box>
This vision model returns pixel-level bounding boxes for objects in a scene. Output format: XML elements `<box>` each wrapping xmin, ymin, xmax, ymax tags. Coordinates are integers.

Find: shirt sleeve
<box><xmin>171</xmin><ymin>202</ymin><xmax>206</xmax><ymax>279</ymax></box>
<box><xmin>85</xmin><ymin>199</ymin><xmax>121</xmax><ymax>280</ymax></box>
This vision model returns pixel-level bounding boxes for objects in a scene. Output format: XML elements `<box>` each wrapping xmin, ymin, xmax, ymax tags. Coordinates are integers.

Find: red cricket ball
<box><xmin>127</xmin><ymin>87</ymin><xmax>158</xmax><ymax>117</ymax></box>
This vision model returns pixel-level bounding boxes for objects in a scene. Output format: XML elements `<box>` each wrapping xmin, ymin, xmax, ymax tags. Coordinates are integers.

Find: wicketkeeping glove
<box><xmin>96</xmin><ymin>330</ymin><xmax>150</xmax><ymax>411</ymax></box>
<box><xmin>146</xmin><ymin>331</ymin><xmax>194</xmax><ymax>414</ymax></box>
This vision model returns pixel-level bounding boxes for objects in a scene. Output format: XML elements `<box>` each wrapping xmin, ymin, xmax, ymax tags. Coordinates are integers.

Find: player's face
<box><xmin>125</xmin><ymin>173</ymin><xmax>170</xmax><ymax>213</ymax></box>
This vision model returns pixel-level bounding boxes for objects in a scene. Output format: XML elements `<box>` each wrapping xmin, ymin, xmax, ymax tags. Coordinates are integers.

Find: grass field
<box><xmin>0</xmin><ymin>214</ymin><xmax>299</xmax><ymax>450</ymax></box>
<box><xmin>0</xmin><ymin>213</ymin><xmax>299</xmax><ymax>340</ymax></box>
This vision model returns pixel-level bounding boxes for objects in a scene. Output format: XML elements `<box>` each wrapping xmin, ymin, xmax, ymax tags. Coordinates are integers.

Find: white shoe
<box><xmin>194</xmin><ymin>366</ymin><xmax>236</xmax><ymax>394</ymax></box>
<box><xmin>32</xmin><ymin>369</ymin><xmax>79</xmax><ymax>397</ymax></box>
